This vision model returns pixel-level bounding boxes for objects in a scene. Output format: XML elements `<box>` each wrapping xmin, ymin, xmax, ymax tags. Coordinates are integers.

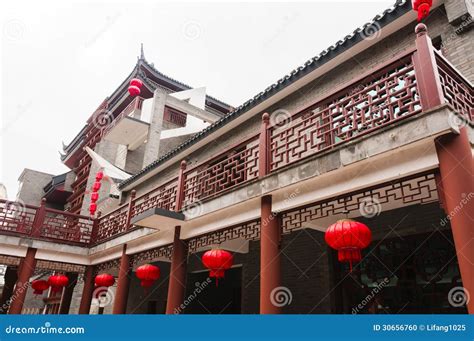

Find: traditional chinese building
<box><xmin>0</xmin><ymin>0</ymin><xmax>472</xmax><ymax>315</ymax></box>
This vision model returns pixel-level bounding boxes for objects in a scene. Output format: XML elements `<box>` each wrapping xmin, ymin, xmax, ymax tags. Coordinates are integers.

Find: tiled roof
<box><xmin>119</xmin><ymin>0</ymin><xmax>412</xmax><ymax>189</ymax></box>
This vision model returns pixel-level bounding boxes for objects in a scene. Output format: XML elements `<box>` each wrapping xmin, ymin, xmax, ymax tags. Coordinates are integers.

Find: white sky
<box><xmin>0</xmin><ymin>0</ymin><xmax>394</xmax><ymax>199</ymax></box>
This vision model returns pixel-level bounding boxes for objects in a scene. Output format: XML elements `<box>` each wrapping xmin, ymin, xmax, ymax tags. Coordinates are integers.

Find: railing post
<box><xmin>31</xmin><ymin>198</ymin><xmax>47</xmax><ymax>238</ymax></box>
<box><xmin>175</xmin><ymin>160</ymin><xmax>187</xmax><ymax>211</ymax></box>
<box><xmin>125</xmin><ymin>190</ymin><xmax>136</xmax><ymax>230</ymax></box>
<box><xmin>412</xmin><ymin>23</ymin><xmax>445</xmax><ymax>111</ymax></box>
<box><xmin>259</xmin><ymin>113</ymin><xmax>270</xmax><ymax>177</ymax></box>
<box><xmin>90</xmin><ymin>211</ymin><xmax>101</xmax><ymax>244</ymax></box>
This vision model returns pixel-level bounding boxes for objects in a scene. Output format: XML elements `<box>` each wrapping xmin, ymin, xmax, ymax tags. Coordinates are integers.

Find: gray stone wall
<box><xmin>16</xmin><ymin>169</ymin><xmax>53</xmax><ymax>206</ymax></box>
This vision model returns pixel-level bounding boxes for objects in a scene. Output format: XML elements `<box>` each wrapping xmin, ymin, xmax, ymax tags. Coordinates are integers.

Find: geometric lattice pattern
<box><xmin>131</xmin><ymin>244</ymin><xmax>173</xmax><ymax>267</ymax></box>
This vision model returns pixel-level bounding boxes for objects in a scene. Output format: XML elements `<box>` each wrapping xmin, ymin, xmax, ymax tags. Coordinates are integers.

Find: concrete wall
<box><xmin>16</xmin><ymin>169</ymin><xmax>53</xmax><ymax>206</ymax></box>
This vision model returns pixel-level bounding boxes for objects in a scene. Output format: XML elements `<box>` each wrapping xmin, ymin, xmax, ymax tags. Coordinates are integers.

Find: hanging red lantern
<box><xmin>31</xmin><ymin>280</ymin><xmax>49</xmax><ymax>296</ymax></box>
<box><xmin>90</xmin><ymin>192</ymin><xmax>99</xmax><ymax>202</ymax></box>
<box><xmin>412</xmin><ymin>0</ymin><xmax>432</xmax><ymax>22</ymax></box>
<box><xmin>92</xmin><ymin>181</ymin><xmax>101</xmax><ymax>192</ymax></box>
<box><xmin>94</xmin><ymin>273</ymin><xmax>115</xmax><ymax>288</ymax></box>
<box><xmin>48</xmin><ymin>274</ymin><xmax>69</xmax><ymax>293</ymax></box>
<box><xmin>325</xmin><ymin>219</ymin><xmax>372</xmax><ymax>271</ymax></box>
<box><xmin>95</xmin><ymin>170</ymin><xmax>104</xmax><ymax>181</ymax></box>
<box><xmin>128</xmin><ymin>78</ymin><xmax>143</xmax><ymax>97</ymax></box>
<box><xmin>89</xmin><ymin>202</ymin><xmax>97</xmax><ymax>215</ymax></box>
<box><xmin>135</xmin><ymin>264</ymin><xmax>160</xmax><ymax>289</ymax></box>
<box><xmin>202</xmin><ymin>249</ymin><xmax>233</xmax><ymax>286</ymax></box>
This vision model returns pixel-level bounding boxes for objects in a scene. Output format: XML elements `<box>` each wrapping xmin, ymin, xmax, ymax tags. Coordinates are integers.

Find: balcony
<box><xmin>103</xmin><ymin>97</ymin><xmax>149</xmax><ymax>150</ymax></box>
<box><xmin>0</xmin><ymin>28</ymin><xmax>472</xmax><ymax>248</ymax></box>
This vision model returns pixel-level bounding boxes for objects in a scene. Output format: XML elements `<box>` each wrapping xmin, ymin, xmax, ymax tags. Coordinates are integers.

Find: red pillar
<box><xmin>8</xmin><ymin>248</ymin><xmax>37</xmax><ymax>314</ymax></box>
<box><xmin>166</xmin><ymin>226</ymin><xmax>188</xmax><ymax>314</ymax></box>
<box><xmin>112</xmin><ymin>244</ymin><xmax>131</xmax><ymax>314</ymax></box>
<box><xmin>435</xmin><ymin>128</ymin><xmax>474</xmax><ymax>314</ymax></box>
<box><xmin>59</xmin><ymin>272</ymin><xmax>78</xmax><ymax>314</ymax></box>
<box><xmin>78</xmin><ymin>266</ymin><xmax>95</xmax><ymax>314</ymax></box>
<box><xmin>260</xmin><ymin>195</ymin><xmax>281</xmax><ymax>314</ymax></box>
<box><xmin>0</xmin><ymin>267</ymin><xmax>18</xmax><ymax>314</ymax></box>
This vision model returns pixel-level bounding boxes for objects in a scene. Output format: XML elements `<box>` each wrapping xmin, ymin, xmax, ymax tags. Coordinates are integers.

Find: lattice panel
<box><xmin>0</xmin><ymin>254</ymin><xmax>21</xmax><ymax>266</ymax></box>
<box><xmin>95</xmin><ymin>204</ymin><xmax>129</xmax><ymax>243</ymax></box>
<box><xmin>270</xmin><ymin>57</ymin><xmax>421</xmax><ymax>170</ymax></box>
<box><xmin>94</xmin><ymin>258</ymin><xmax>121</xmax><ymax>275</ymax></box>
<box><xmin>188</xmin><ymin>220</ymin><xmax>260</xmax><ymax>252</ymax></box>
<box><xmin>41</xmin><ymin>210</ymin><xmax>93</xmax><ymax>244</ymax></box>
<box><xmin>36</xmin><ymin>260</ymin><xmax>86</xmax><ymax>273</ymax></box>
<box><xmin>131</xmin><ymin>244</ymin><xmax>173</xmax><ymax>267</ymax></box>
<box><xmin>281</xmin><ymin>173</ymin><xmax>438</xmax><ymax>233</ymax></box>
<box><xmin>132</xmin><ymin>180</ymin><xmax>178</xmax><ymax>218</ymax></box>
<box><xmin>183</xmin><ymin>138</ymin><xmax>259</xmax><ymax>206</ymax></box>
<box><xmin>436</xmin><ymin>53</ymin><xmax>474</xmax><ymax>122</ymax></box>
<box><xmin>0</xmin><ymin>200</ymin><xmax>36</xmax><ymax>236</ymax></box>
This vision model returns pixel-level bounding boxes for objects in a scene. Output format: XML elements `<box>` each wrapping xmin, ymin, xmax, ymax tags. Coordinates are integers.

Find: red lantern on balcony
<box><xmin>325</xmin><ymin>219</ymin><xmax>372</xmax><ymax>272</ymax></box>
<box><xmin>95</xmin><ymin>273</ymin><xmax>115</xmax><ymax>288</ymax></box>
<box><xmin>90</xmin><ymin>192</ymin><xmax>99</xmax><ymax>202</ymax></box>
<box><xmin>95</xmin><ymin>170</ymin><xmax>104</xmax><ymax>181</ymax></box>
<box><xmin>92</xmin><ymin>181</ymin><xmax>101</xmax><ymax>192</ymax></box>
<box><xmin>31</xmin><ymin>280</ymin><xmax>49</xmax><ymax>296</ymax></box>
<box><xmin>89</xmin><ymin>202</ymin><xmax>97</xmax><ymax>215</ymax></box>
<box><xmin>135</xmin><ymin>264</ymin><xmax>160</xmax><ymax>289</ymax></box>
<box><xmin>128</xmin><ymin>78</ymin><xmax>143</xmax><ymax>97</ymax></box>
<box><xmin>412</xmin><ymin>0</ymin><xmax>432</xmax><ymax>22</ymax></box>
<box><xmin>202</xmin><ymin>249</ymin><xmax>233</xmax><ymax>286</ymax></box>
<box><xmin>48</xmin><ymin>274</ymin><xmax>69</xmax><ymax>293</ymax></box>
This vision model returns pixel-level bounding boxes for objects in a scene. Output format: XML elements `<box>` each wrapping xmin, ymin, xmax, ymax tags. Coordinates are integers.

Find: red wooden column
<box><xmin>8</xmin><ymin>248</ymin><xmax>37</xmax><ymax>314</ymax></box>
<box><xmin>59</xmin><ymin>272</ymin><xmax>78</xmax><ymax>314</ymax></box>
<box><xmin>112</xmin><ymin>244</ymin><xmax>132</xmax><ymax>314</ymax></box>
<box><xmin>78</xmin><ymin>265</ymin><xmax>95</xmax><ymax>314</ymax></box>
<box><xmin>0</xmin><ymin>267</ymin><xmax>18</xmax><ymax>314</ymax></box>
<box><xmin>412</xmin><ymin>23</ymin><xmax>445</xmax><ymax>111</ymax></box>
<box><xmin>260</xmin><ymin>195</ymin><xmax>281</xmax><ymax>314</ymax></box>
<box><xmin>435</xmin><ymin>128</ymin><xmax>474</xmax><ymax>314</ymax></box>
<box><xmin>166</xmin><ymin>226</ymin><xmax>188</xmax><ymax>314</ymax></box>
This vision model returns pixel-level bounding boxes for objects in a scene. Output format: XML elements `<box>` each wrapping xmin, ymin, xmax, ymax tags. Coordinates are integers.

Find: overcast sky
<box><xmin>0</xmin><ymin>0</ymin><xmax>394</xmax><ymax>199</ymax></box>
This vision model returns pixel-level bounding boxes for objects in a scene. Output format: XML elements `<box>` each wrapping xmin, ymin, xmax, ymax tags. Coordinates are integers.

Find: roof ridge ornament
<box><xmin>140</xmin><ymin>43</ymin><xmax>145</xmax><ymax>61</ymax></box>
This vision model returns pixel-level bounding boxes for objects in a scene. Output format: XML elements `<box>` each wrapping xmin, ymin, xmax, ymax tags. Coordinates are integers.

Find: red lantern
<box><xmin>202</xmin><ymin>249</ymin><xmax>233</xmax><ymax>286</ymax></box>
<box><xmin>31</xmin><ymin>280</ymin><xmax>49</xmax><ymax>296</ymax></box>
<box><xmin>48</xmin><ymin>274</ymin><xmax>69</xmax><ymax>293</ymax></box>
<box><xmin>135</xmin><ymin>264</ymin><xmax>160</xmax><ymax>289</ymax></box>
<box><xmin>128</xmin><ymin>78</ymin><xmax>143</xmax><ymax>97</ymax></box>
<box><xmin>412</xmin><ymin>0</ymin><xmax>432</xmax><ymax>22</ymax></box>
<box><xmin>95</xmin><ymin>170</ymin><xmax>104</xmax><ymax>181</ymax></box>
<box><xmin>325</xmin><ymin>219</ymin><xmax>371</xmax><ymax>271</ymax></box>
<box><xmin>95</xmin><ymin>273</ymin><xmax>115</xmax><ymax>288</ymax></box>
<box><xmin>92</xmin><ymin>181</ymin><xmax>101</xmax><ymax>192</ymax></box>
<box><xmin>90</xmin><ymin>192</ymin><xmax>99</xmax><ymax>202</ymax></box>
<box><xmin>89</xmin><ymin>202</ymin><xmax>97</xmax><ymax>215</ymax></box>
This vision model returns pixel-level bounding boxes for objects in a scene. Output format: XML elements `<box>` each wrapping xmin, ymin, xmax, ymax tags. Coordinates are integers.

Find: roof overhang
<box><xmin>103</xmin><ymin>116</ymin><xmax>150</xmax><ymax>151</ymax></box>
<box><xmin>120</xmin><ymin>0</ymin><xmax>444</xmax><ymax>191</ymax></box>
<box><xmin>130</xmin><ymin>207</ymin><xmax>185</xmax><ymax>231</ymax></box>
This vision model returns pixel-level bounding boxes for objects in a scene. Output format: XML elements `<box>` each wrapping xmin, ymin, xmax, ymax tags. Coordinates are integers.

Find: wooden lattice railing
<box><xmin>2</xmin><ymin>25</ymin><xmax>472</xmax><ymax>247</ymax></box>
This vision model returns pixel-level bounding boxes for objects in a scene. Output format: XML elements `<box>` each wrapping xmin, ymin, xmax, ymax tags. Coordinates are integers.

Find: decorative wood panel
<box><xmin>131</xmin><ymin>244</ymin><xmax>173</xmax><ymax>267</ymax></box>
